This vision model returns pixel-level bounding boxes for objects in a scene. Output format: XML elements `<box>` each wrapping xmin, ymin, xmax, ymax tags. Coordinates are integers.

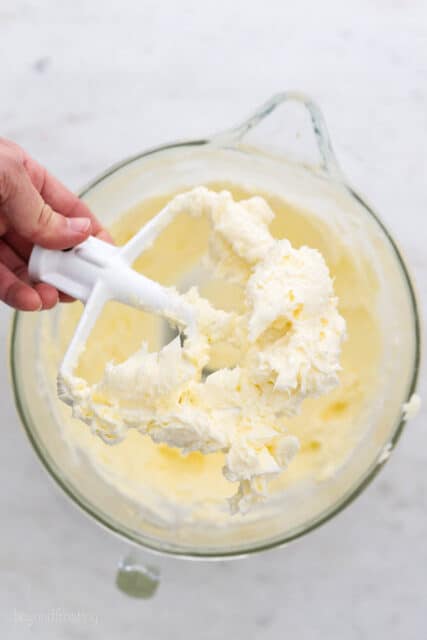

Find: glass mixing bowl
<box><xmin>9</xmin><ymin>93</ymin><xmax>420</xmax><ymax>559</ymax></box>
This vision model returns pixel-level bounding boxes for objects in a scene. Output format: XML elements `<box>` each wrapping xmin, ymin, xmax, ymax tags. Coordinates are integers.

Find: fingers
<box><xmin>32</xmin><ymin>201</ymin><xmax>92</xmax><ymax>249</ymax></box>
<box><xmin>0</xmin><ymin>154</ymin><xmax>93</xmax><ymax>250</ymax></box>
<box><xmin>34</xmin><ymin>282</ymin><xmax>59</xmax><ymax>309</ymax></box>
<box><xmin>4</xmin><ymin>227</ymin><xmax>111</xmax><ymax>306</ymax></box>
<box><xmin>23</xmin><ymin>155</ymin><xmax>110</xmax><ymax>239</ymax></box>
<box><xmin>23</xmin><ymin>154</ymin><xmax>114</xmax><ymax>243</ymax></box>
<box><xmin>4</xmin><ymin>226</ymin><xmax>113</xmax><ymax>262</ymax></box>
<box><xmin>1</xmin><ymin>230</ymin><xmax>32</xmax><ymax>260</ymax></box>
<box><xmin>96</xmin><ymin>228</ymin><xmax>114</xmax><ymax>244</ymax></box>
<box><xmin>0</xmin><ymin>239</ymin><xmax>58</xmax><ymax>310</ymax></box>
<box><xmin>58</xmin><ymin>292</ymin><xmax>75</xmax><ymax>303</ymax></box>
<box><xmin>0</xmin><ymin>262</ymin><xmax>41</xmax><ymax>310</ymax></box>
<box><xmin>0</xmin><ymin>140</ymin><xmax>114</xmax><ymax>311</ymax></box>
<box><xmin>0</xmin><ymin>239</ymin><xmax>42</xmax><ymax>310</ymax></box>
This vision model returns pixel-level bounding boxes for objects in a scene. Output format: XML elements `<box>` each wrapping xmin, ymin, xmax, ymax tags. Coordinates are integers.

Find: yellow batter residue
<box><xmin>53</xmin><ymin>183</ymin><xmax>381</xmax><ymax>522</ymax></box>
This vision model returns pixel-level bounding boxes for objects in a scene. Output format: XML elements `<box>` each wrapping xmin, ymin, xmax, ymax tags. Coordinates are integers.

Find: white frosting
<box><xmin>59</xmin><ymin>187</ymin><xmax>346</xmax><ymax>513</ymax></box>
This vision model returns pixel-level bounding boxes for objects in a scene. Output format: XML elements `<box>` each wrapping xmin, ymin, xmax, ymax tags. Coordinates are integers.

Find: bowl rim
<box><xmin>9</xmin><ymin>139</ymin><xmax>422</xmax><ymax>559</ymax></box>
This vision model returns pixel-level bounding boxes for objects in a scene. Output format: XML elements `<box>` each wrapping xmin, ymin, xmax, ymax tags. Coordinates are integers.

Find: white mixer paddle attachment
<box><xmin>28</xmin><ymin>201</ymin><xmax>197</xmax><ymax>402</ymax></box>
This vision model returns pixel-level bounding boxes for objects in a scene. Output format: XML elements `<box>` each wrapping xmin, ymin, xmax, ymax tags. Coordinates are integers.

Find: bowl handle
<box><xmin>115</xmin><ymin>550</ymin><xmax>160</xmax><ymax>599</ymax></box>
<box><xmin>212</xmin><ymin>92</ymin><xmax>342</xmax><ymax>180</ymax></box>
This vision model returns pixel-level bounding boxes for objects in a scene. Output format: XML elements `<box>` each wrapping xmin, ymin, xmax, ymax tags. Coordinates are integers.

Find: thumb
<box><xmin>0</xmin><ymin>156</ymin><xmax>91</xmax><ymax>249</ymax></box>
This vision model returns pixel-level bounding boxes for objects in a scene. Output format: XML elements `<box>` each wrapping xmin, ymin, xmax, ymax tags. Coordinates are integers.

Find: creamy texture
<box><xmin>59</xmin><ymin>188</ymin><xmax>346</xmax><ymax>513</ymax></box>
<box><xmin>49</xmin><ymin>183</ymin><xmax>382</xmax><ymax>524</ymax></box>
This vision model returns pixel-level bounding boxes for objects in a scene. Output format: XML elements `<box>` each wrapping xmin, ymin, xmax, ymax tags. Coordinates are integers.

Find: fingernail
<box><xmin>68</xmin><ymin>217</ymin><xmax>91</xmax><ymax>234</ymax></box>
<box><xmin>96</xmin><ymin>229</ymin><xmax>115</xmax><ymax>244</ymax></box>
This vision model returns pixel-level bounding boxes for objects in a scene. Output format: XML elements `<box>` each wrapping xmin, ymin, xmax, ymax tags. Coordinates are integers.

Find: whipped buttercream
<box><xmin>59</xmin><ymin>187</ymin><xmax>346</xmax><ymax>513</ymax></box>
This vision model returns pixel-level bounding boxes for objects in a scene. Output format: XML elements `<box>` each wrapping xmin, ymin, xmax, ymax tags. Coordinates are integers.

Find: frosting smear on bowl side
<box><xmin>59</xmin><ymin>187</ymin><xmax>346</xmax><ymax>513</ymax></box>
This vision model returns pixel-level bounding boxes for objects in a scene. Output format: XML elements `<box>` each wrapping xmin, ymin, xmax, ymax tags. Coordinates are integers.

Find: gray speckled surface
<box><xmin>0</xmin><ymin>1</ymin><xmax>426</xmax><ymax>638</ymax></box>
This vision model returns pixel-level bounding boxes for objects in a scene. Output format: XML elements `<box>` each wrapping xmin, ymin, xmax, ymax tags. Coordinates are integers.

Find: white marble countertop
<box><xmin>0</xmin><ymin>1</ymin><xmax>426</xmax><ymax>638</ymax></box>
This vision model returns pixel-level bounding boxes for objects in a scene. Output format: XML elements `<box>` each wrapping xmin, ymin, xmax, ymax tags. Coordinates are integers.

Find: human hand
<box><xmin>0</xmin><ymin>138</ymin><xmax>111</xmax><ymax>311</ymax></box>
